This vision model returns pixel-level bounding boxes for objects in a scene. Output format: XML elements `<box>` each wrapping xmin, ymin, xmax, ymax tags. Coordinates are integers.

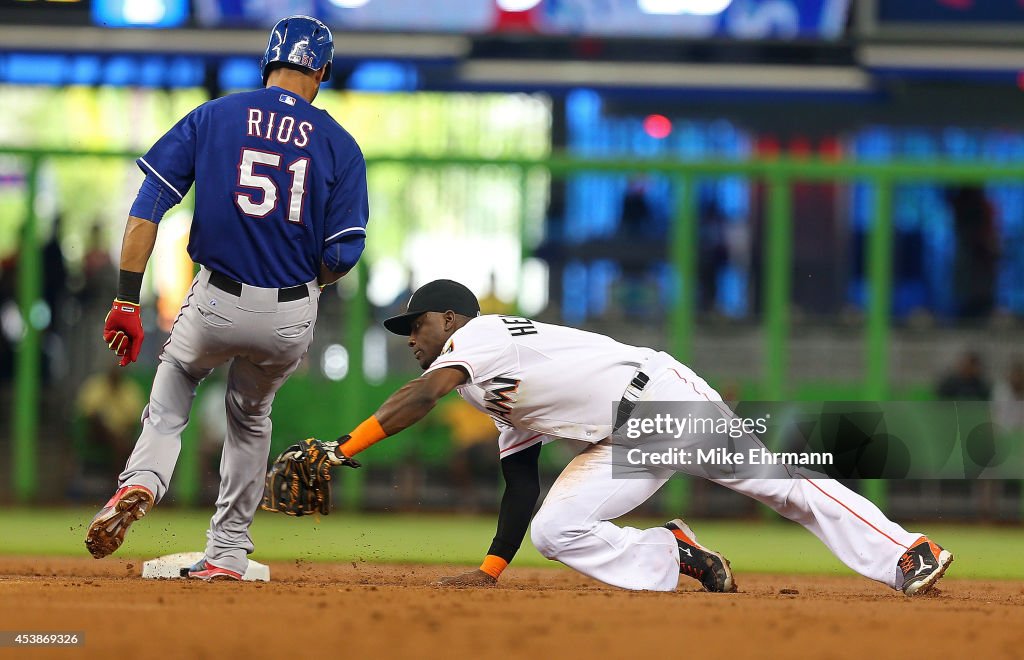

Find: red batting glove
<box><xmin>103</xmin><ymin>299</ymin><xmax>144</xmax><ymax>367</ymax></box>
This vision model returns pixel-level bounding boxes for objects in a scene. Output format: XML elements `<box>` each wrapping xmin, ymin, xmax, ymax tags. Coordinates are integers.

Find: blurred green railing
<box><xmin>5</xmin><ymin>146</ymin><xmax>1024</xmax><ymax>507</ymax></box>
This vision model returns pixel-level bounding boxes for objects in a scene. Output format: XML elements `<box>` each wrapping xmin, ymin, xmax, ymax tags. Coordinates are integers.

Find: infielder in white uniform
<box><xmin>325</xmin><ymin>280</ymin><xmax>953</xmax><ymax>595</ymax></box>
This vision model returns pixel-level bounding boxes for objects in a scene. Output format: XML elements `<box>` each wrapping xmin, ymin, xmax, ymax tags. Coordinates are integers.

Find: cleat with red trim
<box><xmin>180</xmin><ymin>559</ymin><xmax>243</xmax><ymax>581</ymax></box>
<box><xmin>665</xmin><ymin>519</ymin><xmax>736</xmax><ymax>593</ymax></box>
<box><xmin>898</xmin><ymin>536</ymin><xmax>953</xmax><ymax>596</ymax></box>
<box><xmin>85</xmin><ymin>485</ymin><xmax>155</xmax><ymax>559</ymax></box>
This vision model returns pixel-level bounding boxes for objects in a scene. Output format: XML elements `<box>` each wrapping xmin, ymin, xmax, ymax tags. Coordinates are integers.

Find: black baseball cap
<box><xmin>383</xmin><ymin>279</ymin><xmax>481</xmax><ymax>336</ymax></box>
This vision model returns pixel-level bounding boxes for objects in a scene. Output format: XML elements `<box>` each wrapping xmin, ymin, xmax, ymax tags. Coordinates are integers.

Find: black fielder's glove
<box><xmin>261</xmin><ymin>437</ymin><xmax>360</xmax><ymax>517</ymax></box>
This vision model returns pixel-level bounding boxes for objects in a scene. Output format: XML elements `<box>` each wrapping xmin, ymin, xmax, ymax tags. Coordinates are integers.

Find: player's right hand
<box><xmin>433</xmin><ymin>569</ymin><xmax>498</xmax><ymax>588</ymax></box>
<box><xmin>322</xmin><ymin>436</ymin><xmax>363</xmax><ymax>468</ymax></box>
<box><xmin>103</xmin><ymin>299</ymin><xmax>144</xmax><ymax>367</ymax></box>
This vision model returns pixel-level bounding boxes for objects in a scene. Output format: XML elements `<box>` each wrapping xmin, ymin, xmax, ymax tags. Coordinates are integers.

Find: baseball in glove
<box><xmin>261</xmin><ymin>437</ymin><xmax>361</xmax><ymax>517</ymax></box>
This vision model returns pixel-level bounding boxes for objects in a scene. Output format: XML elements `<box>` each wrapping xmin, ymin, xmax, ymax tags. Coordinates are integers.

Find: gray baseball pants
<box><xmin>118</xmin><ymin>266</ymin><xmax>320</xmax><ymax>575</ymax></box>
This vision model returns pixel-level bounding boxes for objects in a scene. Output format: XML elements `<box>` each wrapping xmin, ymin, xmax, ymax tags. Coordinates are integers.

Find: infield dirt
<box><xmin>0</xmin><ymin>556</ymin><xmax>1021</xmax><ymax>659</ymax></box>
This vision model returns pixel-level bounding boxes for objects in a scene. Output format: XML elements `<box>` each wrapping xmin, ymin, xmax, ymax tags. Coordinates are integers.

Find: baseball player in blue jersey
<box><xmin>85</xmin><ymin>15</ymin><xmax>368</xmax><ymax>580</ymax></box>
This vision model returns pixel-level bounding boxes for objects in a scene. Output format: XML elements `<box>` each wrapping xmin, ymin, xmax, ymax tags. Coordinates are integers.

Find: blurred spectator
<box><xmin>992</xmin><ymin>358</ymin><xmax>1024</xmax><ymax>433</ymax></box>
<box><xmin>619</xmin><ymin>178</ymin><xmax>664</xmax><ymax>240</ymax></box>
<box><xmin>0</xmin><ymin>227</ymin><xmax>65</xmax><ymax>383</ymax></box>
<box><xmin>75</xmin><ymin>366</ymin><xmax>145</xmax><ymax>475</ymax></box>
<box><xmin>40</xmin><ymin>220</ymin><xmax>70</xmax><ymax>385</ymax></box>
<box><xmin>935</xmin><ymin>351</ymin><xmax>991</xmax><ymax>400</ymax></box>
<box><xmin>81</xmin><ymin>222</ymin><xmax>116</xmax><ymax>304</ymax></box>
<box><xmin>698</xmin><ymin>198</ymin><xmax>729</xmax><ymax>314</ymax></box>
<box><xmin>613</xmin><ymin>178</ymin><xmax>667</xmax><ymax>320</ymax></box>
<box><xmin>42</xmin><ymin>218</ymin><xmax>68</xmax><ymax>319</ymax></box>
<box><xmin>440</xmin><ymin>398</ymin><xmax>499</xmax><ymax>511</ymax></box>
<box><xmin>533</xmin><ymin>182</ymin><xmax>567</xmax><ymax>318</ymax></box>
<box><xmin>946</xmin><ymin>186</ymin><xmax>1000</xmax><ymax>319</ymax></box>
<box><xmin>0</xmin><ymin>255</ymin><xmax>15</xmax><ymax>382</ymax></box>
<box><xmin>64</xmin><ymin>223</ymin><xmax>119</xmax><ymax>386</ymax></box>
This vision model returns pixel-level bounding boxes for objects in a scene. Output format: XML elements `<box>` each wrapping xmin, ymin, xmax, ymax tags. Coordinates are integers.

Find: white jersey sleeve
<box><xmin>423</xmin><ymin>317</ymin><xmax>515</xmax><ymax>385</ymax></box>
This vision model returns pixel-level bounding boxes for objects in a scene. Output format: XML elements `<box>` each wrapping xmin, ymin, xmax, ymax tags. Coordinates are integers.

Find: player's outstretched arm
<box><xmin>375</xmin><ymin>366</ymin><xmax>469</xmax><ymax>434</ymax></box>
<box><xmin>435</xmin><ymin>441</ymin><xmax>542</xmax><ymax>588</ymax></box>
<box><xmin>328</xmin><ymin>366</ymin><xmax>469</xmax><ymax>464</ymax></box>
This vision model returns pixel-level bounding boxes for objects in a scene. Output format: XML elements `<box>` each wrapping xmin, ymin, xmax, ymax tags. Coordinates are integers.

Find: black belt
<box><xmin>208</xmin><ymin>270</ymin><xmax>308</xmax><ymax>303</ymax></box>
<box><xmin>614</xmin><ymin>370</ymin><xmax>650</xmax><ymax>430</ymax></box>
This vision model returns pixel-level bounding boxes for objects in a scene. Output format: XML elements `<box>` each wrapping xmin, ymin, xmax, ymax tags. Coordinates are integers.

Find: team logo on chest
<box><xmin>483</xmin><ymin>376</ymin><xmax>520</xmax><ymax>424</ymax></box>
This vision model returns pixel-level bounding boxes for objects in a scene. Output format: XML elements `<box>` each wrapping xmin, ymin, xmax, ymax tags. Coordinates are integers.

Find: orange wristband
<box><xmin>338</xmin><ymin>415</ymin><xmax>387</xmax><ymax>457</ymax></box>
<box><xmin>479</xmin><ymin>554</ymin><xmax>508</xmax><ymax>579</ymax></box>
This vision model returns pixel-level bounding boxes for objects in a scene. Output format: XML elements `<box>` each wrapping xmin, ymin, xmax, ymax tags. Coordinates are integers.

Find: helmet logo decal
<box><xmin>288</xmin><ymin>37</ymin><xmax>312</xmax><ymax>66</ymax></box>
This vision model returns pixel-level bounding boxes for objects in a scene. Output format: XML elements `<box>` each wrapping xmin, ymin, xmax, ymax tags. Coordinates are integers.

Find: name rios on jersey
<box><xmin>246</xmin><ymin>108</ymin><xmax>314</xmax><ymax>148</ymax></box>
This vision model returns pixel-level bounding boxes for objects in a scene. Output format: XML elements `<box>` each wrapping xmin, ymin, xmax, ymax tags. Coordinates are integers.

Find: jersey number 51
<box><xmin>235</xmin><ymin>147</ymin><xmax>309</xmax><ymax>225</ymax></box>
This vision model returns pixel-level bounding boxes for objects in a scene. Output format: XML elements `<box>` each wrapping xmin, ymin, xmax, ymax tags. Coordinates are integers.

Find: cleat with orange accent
<box><xmin>85</xmin><ymin>485</ymin><xmax>155</xmax><ymax>559</ymax></box>
<box><xmin>180</xmin><ymin>559</ymin><xmax>242</xmax><ymax>581</ymax></box>
<box><xmin>665</xmin><ymin>519</ymin><xmax>736</xmax><ymax>593</ymax></box>
<box><xmin>898</xmin><ymin>536</ymin><xmax>953</xmax><ymax>596</ymax></box>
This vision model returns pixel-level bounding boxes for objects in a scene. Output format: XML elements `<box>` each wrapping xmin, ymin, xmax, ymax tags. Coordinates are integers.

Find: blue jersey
<box><xmin>138</xmin><ymin>86</ymin><xmax>368</xmax><ymax>288</ymax></box>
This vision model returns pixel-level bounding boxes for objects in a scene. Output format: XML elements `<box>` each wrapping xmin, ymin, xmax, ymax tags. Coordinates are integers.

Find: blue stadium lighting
<box><xmin>219</xmin><ymin>57</ymin><xmax>263</xmax><ymax>91</ymax></box>
<box><xmin>563</xmin><ymin>91</ymin><xmax>758</xmax><ymax>320</ymax></box>
<box><xmin>846</xmin><ymin>125</ymin><xmax>1024</xmax><ymax>318</ymax></box>
<box><xmin>165</xmin><ymin>56</ymin><xmax>204</xmax><ymax>87</ymax></box>
<box><xmin>561</xmin><ymin>262</ymin><xmax>588</xmax><ymax>323</ymax></box>
<box><xmin>139</xmin><ymin>57</ymin><xmax>167</xmax><ymax>87</ymax></box>
<box><xmin>69</xmin><ymin>55</ymin><xmax>102</xmax><ymax>84</ymax></box>
<box><xmin>0</xmin><ymin>53</ymin><xmax>202</xmax><ymax>86</ymax></box>
<box><xmin>92</xmin><ymin>0</ymin><xmax>189</xmax><ymax>28</ymax></box>
<box><xmin>348</xmin><ymin>61</ymin><xmax>419</xmax><ymax>92</ymax></box>
<box><xmin>103</xmin><ymin>56</ymin><xmax>135</xmax><ymax>86</ymax></box>
<box><xmin>5</xmin><ymin>54</ymin><xmax>66</xmax><ymax>85</ymax></box>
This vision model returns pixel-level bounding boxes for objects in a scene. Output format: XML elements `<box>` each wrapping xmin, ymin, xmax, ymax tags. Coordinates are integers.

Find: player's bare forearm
<box><xmin>335</xmin><ymin>369</ymin><xmax>465</xmax><ymax>460</ymax></box>
<box><xmin>373</xmin><ymin>367</ymin><xmax>467</xmax><ymax>435</ymax></box>
<box><xmin>317</xmin><ymin>263</ymin><xmax>347</xmax><ymax>287</ymax></box>
<box><xmin>119</xmin><ymin>216</ymin><xmax>159</xmax><ymax>272</ymax></box>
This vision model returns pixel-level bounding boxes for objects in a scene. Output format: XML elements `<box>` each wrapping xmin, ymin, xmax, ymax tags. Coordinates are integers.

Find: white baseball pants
<box><xmin>529</xmin><ymin>359</ymin><xmax>922</xmax><ymax>592</ymax></box>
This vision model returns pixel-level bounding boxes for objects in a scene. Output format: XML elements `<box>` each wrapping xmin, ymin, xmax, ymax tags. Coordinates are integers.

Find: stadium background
<box><xmin>0</xmin><ymin>3</ymin><xmax>1022</xmax><ymax>649</ymax></box>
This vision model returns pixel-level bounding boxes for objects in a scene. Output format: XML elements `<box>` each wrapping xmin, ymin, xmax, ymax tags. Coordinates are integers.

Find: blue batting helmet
<box><xmin>260</xmin><ymin>15</ymin><xmax>334</xmax><ymax>84</ymax></box>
